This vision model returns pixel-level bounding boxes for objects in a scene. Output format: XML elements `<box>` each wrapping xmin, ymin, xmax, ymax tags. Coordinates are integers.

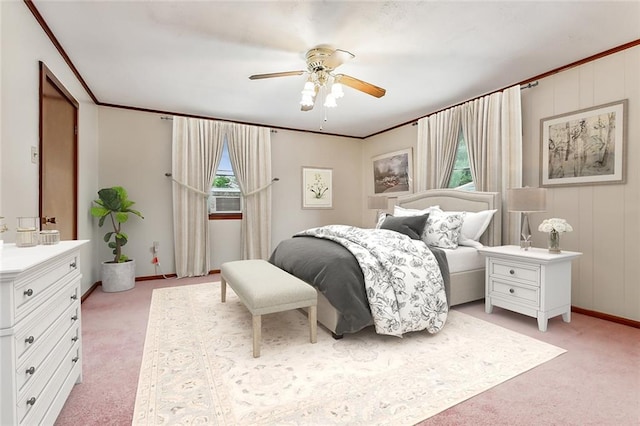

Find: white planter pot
<box><xmin>101</xmin><ymin>259</ymin><xmax>136</xmax><ymax>292</ymax></box>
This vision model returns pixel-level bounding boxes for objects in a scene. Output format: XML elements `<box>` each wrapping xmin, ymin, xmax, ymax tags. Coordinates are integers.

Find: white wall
<box><xmin>271</xmin><ymin>129</ymin><xmax>363</xmax><ymax>246</ymax></box>
<box><xmin>96</xmin><ymin>109</ymin><xmax>364</xmax><ymax>274</ymax></box>
<box><xmin>520</xmin><ymin>46</ymin><xmax>639</xmax><ymax>321</ymax></box>
<box><xmin>0</xmin><ymin>2</ymin><xmax>99</xmax><ymax>294</ymax></box>
<box><xmin>360</xmin><ymin>124</ymin><xmax>418</xmax><ymax>226</ymax></box>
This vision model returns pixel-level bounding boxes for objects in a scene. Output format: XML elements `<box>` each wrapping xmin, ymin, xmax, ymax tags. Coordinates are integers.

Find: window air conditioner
<box><xmin>211</xmin><ymin>195</ymin><xmax>241</xmax><ymax>213</ymax></box>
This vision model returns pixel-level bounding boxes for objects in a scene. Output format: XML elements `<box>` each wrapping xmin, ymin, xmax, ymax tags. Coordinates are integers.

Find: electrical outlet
<box><xmin>153</xmin><ymin>241</ymin><xmax>159</xmax><ymax>253</ymax></box>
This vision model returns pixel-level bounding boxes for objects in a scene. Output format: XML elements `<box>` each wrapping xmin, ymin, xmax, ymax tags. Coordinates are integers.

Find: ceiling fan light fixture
<box><xmin>324</xmin><ymin>93</ymin><xmax>337</xmax><ymax>108</ymax></box>
<box><xmin>300</xmin><ymin>93</ymin><xmax>315</xmax><ymax>107</ymax></box>
<box><xmin>301</xmin><ymin>81</ymin><xmax>316</xmax><ymax>97</ymax></box>
<box><xmin>331</xmin><ymin>82</ymin><xmax>344</xmax><ymax>99</ymax></box>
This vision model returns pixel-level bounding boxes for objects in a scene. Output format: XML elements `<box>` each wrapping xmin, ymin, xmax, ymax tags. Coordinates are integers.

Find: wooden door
<box><xmin>39</xmin><ymin>62</ymin><xmax>79</xmax><ymax>240</ymax></box>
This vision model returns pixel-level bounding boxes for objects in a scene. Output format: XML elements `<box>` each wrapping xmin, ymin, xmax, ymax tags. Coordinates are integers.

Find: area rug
<box><xmin>133</xmin><ymin>282</ymin><xmax>566</xmax><ymax>425</ymax></box>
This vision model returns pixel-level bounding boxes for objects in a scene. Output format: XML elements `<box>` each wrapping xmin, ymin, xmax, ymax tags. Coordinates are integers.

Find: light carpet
<box><xmin>133</xmin><ymin>282</ymin><xmax>566</xmax><ymax>425</ymax></box>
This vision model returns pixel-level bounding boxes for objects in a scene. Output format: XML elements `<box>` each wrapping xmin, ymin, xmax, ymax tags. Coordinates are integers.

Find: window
<box><xmin>209</xmin><ymin>141</ymin><xmax>242</xmax><ymax>218</ymax></box>
<box><xmin>448</xmin><ymin>129</ymin><xmax>474</xmax><ymax>190</ymax></box>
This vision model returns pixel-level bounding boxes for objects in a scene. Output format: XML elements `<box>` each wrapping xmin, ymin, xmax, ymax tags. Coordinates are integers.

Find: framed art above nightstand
<box><xmin>478</xmin><ymin>245</ymin><xmax>582</xmax><ymax>332</ymax></box>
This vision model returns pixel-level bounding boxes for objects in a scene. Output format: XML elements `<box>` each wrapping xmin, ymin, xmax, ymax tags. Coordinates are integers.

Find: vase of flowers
<box><xmin>538</xmin><ymin>218</ymin><xmax>573</xmax><ymax>254</ymax></box>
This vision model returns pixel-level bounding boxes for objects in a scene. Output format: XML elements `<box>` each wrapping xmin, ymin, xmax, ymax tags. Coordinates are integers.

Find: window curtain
<box><xmin>171</xmin><ymin>117</ymin><xmax>224</xmax><ymax>277</ymax></box>
<box><xmin>415</xmin><ymin>105</ymin><xmax>462</xmax><ymax>191</ymax></box>
<box><xmin>461</xmin><ymin>85</ymin><xmax>523</xmax><ymax>244</ymax></box>
<box><xmin>226</xmin><ymin>123</ymin><xmax>272</xmax><ymax>260</ymax></box>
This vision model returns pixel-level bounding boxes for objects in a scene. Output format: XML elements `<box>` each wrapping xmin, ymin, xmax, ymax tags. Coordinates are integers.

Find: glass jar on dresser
<box><xmin>0</xmin><ymin>240</ymin><xmax>88</xmax><ymax>425</ymax></box>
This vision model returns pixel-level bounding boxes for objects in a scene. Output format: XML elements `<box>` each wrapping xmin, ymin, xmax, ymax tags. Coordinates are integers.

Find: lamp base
<box><xmin>520</xmin><ymin>240</ymin><xmax>531</xmax><ymax>250</ymax></box>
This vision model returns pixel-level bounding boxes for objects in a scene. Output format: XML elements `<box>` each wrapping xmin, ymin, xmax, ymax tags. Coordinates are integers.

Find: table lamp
<box><xmin>507</xmin><ymin>187</ymin><xmax>547</xmax><ymax>250</ymax></box>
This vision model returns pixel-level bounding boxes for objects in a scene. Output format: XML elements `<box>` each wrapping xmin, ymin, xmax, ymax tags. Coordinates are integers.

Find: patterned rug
<box><xmin>133</xmin><ymin>283</ymin><xmax>566</xmax><ymax>425</ymax></box>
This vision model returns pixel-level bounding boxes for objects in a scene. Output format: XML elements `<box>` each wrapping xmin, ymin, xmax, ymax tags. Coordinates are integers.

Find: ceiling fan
<box><xmin>249</xmin><ymin>46</ymin><xmax>386</xmax><ymax>111</ymax></box>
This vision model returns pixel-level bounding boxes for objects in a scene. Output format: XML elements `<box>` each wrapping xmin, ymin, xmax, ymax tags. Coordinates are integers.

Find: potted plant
<box><xmin>91</xmin><ymin>186</ymin><xmax>144</xmax><ymax>292</ymax></box>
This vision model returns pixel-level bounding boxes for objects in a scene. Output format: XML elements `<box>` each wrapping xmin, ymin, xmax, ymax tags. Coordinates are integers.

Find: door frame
<box><xmin>39</xmin><ymin>62</ymin><xmax>79</xmax><ymax>239</ymax></box>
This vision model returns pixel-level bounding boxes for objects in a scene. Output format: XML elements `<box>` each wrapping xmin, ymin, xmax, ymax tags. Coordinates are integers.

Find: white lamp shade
<box><xmin>367</xmin><ymin>196</ymin><xmax>388</xmax><ymax>210</ymax></box>
<box><xmin>323</xmin><ymin>93</ymin><xmax>337</xmax><ymax>108</ymax></box>
<box><xmin>507</xmin><ymin>187</ymin><xmax>547</xmax><ymax>212</ymax></box>
<box><xmin>331</xmin><ymin>82</ymin><xmax>344</xmax><ymax>99</ymax></box>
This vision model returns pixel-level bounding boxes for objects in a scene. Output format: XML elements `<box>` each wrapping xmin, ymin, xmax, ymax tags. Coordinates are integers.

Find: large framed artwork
<box><xmin>540</xmin><ymin>99</ymin><xmax>627</xmax><ymax>187</ymax></box>
<box><xmin>302</xmin><ymin>167</ymin><xmax>333</xmax><ymax>209</ymax></box>
<box><xmin>372</xmin><ymin>148</ymin><xmax>413</xmax><ymax>195</ymax></box>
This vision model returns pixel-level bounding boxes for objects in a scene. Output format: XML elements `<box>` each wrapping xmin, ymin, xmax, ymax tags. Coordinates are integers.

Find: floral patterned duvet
<box><xmin>296</xmin><ymin>225</ymin><xmax>448</xmax><ymax>336</ymax></box>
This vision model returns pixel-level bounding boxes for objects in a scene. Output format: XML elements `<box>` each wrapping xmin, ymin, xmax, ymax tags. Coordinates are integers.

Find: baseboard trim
<box><xmin>572</xmin><ymin>306</ymin><xmax>639</xmax><ymax>329</ymax></box>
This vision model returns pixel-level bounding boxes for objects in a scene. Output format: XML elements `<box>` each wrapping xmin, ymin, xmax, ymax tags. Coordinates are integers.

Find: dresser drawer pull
<box><xmin>72</xmin><ymin>336</ymin><xmax>79</xmax><ymax>342</ymax></box>
<box><xmin>26</xmin><ymin>366</ymin><xmax>36</xmax><ymax>375</ymax></box>
<box><xmin>71</xmin><ymin>315</ymin><xmax>78</xmax><ymax>321</ymax></box>
<box><xmin>26</xmin><ymin>397</ymin><xmax>36</xmax><ymax>406</ymax></box>
<box><xmin>70</xmin><ymin>294</ymin><xmax>78</xmax><ymax>300</ymax></box>
<box><xmin>24</xmin><ymin>288</ymin><xmax>34</xmax><ymax>297</ymax></box>
<box><xmin>509</xmin><ymin>269</ymin><xmax>515</xmax><ymax>275</ymax></box>
<box><xmin>72</xmin><ymin>356</ymin><xmax>79</xmax><ymax>363</ymax></box>
<box><xmin>25</xmin><ymin>335</ymin><xmax>35</xmax><ymax>344</ymax></box>
<box><xmin>509</xmin><ymin>288</ymin><xmax>515</xmax><ymax>294</ymax></box>
<box><xmin>70</xmin><ymin>261</ymin><xmax>77</xmax><ymax>269</ymax></box>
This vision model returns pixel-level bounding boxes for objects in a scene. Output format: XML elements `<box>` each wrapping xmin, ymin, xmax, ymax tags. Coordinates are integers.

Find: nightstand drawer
<box><xmin>490</xmin><ymin>260</ymin><xmax>539</xmax><ymax>285</ymax></box>
<box><xmin>490</xmin><ymin>279</ymin><xmax>539</xmax><ymax>306</ymax></box>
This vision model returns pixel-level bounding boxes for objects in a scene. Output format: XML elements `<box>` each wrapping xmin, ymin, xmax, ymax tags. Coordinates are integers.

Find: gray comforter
<box><xmin>269</xmin><ymin>225</ymin><xmax>450</xmax><ymax>336</ymax></box>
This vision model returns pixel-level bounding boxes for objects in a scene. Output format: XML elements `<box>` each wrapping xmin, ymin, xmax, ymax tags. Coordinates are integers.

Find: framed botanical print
<box><xmin>302</xmin><ymin>167</ymin><xmax>332</xmax><ymax>209</ymax></box>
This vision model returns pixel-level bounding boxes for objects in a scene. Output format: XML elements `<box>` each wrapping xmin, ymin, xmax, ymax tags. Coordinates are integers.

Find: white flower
<box><xmin>538</xmin><ymin>218</ymin><xmax>573</xmax><ymax>233</ymax></box>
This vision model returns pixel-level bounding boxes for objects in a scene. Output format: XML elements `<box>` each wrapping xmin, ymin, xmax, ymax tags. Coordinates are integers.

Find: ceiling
<box><xmin>31</xmin><ymin>1</ymin><xmax>640</xmax><ymax>138</ymax></box>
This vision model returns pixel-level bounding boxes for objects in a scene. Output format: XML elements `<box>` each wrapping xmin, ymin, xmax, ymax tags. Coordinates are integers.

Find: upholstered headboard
<box><xmin>393</xmin><ymin>189</ymin><xmax>501</xmax><ymax>247</ymax></box>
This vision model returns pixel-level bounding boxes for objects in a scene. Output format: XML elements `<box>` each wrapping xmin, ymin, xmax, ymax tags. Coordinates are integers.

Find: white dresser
<box><xmin>0</xmin><ymin>240</ymin><xmax>88</xmax><ymax>425</ymax></box>
<box><xmin>478</xmin><ymin>245</ymin><xmax>582</xmax><ymax>331</ymax></box>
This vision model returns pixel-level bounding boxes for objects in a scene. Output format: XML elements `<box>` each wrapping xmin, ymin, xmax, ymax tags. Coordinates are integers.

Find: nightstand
<box><xmin>478</xmin><ymin>245</ymin><xmax>582</xmax><ymax>331</ymax></box>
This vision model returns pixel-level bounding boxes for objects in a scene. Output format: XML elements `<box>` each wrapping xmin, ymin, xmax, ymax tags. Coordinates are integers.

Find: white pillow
<box><xmin>393</xmin><ymin>205</ymin><xmax>442</xmax><ymax>217</ymax></box>
<box><xmin>422</xmin><ymin>211</ymin><xmax>464</xmax><ymax>249</ymax></box>
<box><xmin>453</xmin><ymin>209</ymin><xmax>497</xmax><ymax>247</ymax></box>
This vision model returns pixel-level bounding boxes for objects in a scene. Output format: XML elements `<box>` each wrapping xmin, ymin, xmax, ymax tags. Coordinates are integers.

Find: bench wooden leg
<box><xmin>220</xmin><ymin>276</ymin><xmax>227</xmax><ymax>303</ymax></box>
<box><xmin>252</xmin><ymin>314</ymin><xmax>261</xmax><ymax>358</ymax></box>
<box><xmin>308</xmin><ymin>305</ymin><xmax>317</xmax><ymax>344</ymax></box>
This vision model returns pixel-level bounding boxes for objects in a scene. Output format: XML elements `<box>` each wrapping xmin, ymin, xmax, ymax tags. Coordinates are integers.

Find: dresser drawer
<box><xmin>14</xmin><ymin>276</ymin><xmax>79</xmax><ymax>362</ymax></box>
<box><xmin>490</xmin><ymin>278</ymin><xmax>539</xmax><ymax>306</ymax></box>
<box><xmin>490</xmin><ymin>259</ymin><xmax>540</xmax><ymax>285</ymax></box>
<box><xmin>13</xmin><ymin>252</ymin><xmax>80</xmax><ymax>322</ymax></box>
<box><xmin>16</xmin><ymin>303</ymin><xmax>80</xmax><ymax>394</ymax></box>
<box><xmin>17</xmin><ymin>344</ymin><xmax>80</xmax><ymax>425</ymax></box>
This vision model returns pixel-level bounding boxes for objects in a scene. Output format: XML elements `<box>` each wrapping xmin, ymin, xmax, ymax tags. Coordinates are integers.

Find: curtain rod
<box><xmin>160</xmin><ymin>116</ymin><xmax>277</xmax><ymax>133</ymax></box>
<box><xmin>410</xmin><ymin>81</ymin><xmax>539</xmax><ymax>125</ymax></box>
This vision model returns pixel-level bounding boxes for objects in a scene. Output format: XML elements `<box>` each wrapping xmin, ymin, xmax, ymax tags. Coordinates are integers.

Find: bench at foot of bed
<box><xmin>220</xmin><ymin>259</ymin><xmax>318</xmax><ymax>358</ymax></box>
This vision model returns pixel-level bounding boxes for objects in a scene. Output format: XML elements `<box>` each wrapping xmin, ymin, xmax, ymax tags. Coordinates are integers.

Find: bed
<box><xmin>269</xmin><ymin>189</ymin><xmax>501</xmax><ymax>338</ymax></box>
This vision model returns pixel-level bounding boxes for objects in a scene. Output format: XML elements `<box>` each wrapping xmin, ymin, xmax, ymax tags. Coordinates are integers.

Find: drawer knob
<box><xmin>26</xmin><ymin>366</ymin><xmax>36</xmax><ymax>375</ymax></box>
<box><xmin>25</xmin><ymin>335</ymin><xmax>35</xmax><ymax>344</ymax></box>
<box><xmin>26</xmin><ymin>397</ymin><xmax>36</xmax><ymax>406</ymax></box>
<box><xmin>70</xmin><ymin>294</ymin><xmax>78</xmax><ymax>300</ymax></box>
<box><xmin>72</xmin><ymin>336</ymin><xmax>79</xmax><ymax>342</ymax></box>
<box><xmin>509</xmin><ymin>288</ymin><xmax>515</xmax><ymax>294</ymax></box>
<box><xmin>70</xmin><ymin>261</ymin><xmax>77</xmax><ymax>268</ymax></box>
<box><xmin>71</xmin><ymin>315</ymin><xmax>78</xmax><ymax>321</ymax></box>
<box><xmin>509</xmin><ymin>269</ymin><xmax>515</xmax><ymax>275</ymax></box>
<box><xmin>24</xmin><ymin>288</ymin><xmax>34</xmax><ymax>297</ymax></box>
<box><xmin>72</xmin><ymin>356</ymin><xmax>79</xmax><ymax>363</ymax></box>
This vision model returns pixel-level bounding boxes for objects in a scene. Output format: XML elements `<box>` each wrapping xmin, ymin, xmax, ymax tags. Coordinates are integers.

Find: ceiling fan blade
<box><xmin>323</xmin><ymin>49</ymin><xmax>355</xmax><ymax>70</ymax></box>
<box><xmin>249</xmin><ymin>70</ymin><xmax>305</xmax><ymax>80</ymax></box>
<box><xmin>335</xmin><ymin>74</ymin><xmax>386</xmax><ymax>98</ymax></box>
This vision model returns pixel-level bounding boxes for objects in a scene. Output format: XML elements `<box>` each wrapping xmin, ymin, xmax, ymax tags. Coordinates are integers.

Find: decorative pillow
<box><xmin>453</xmin><ymin>209</ymin><xmax>497</xmax><ymax>246</ymax></box>
<box><xmin>393</xmin><ymin>205</ymin><xmax>442</xmax><ymax>217</ymax></box>
<box><xmin>422</xmin><ymin>211</ymin><xmax>464</xmax><ymax>249</ymax></box>
<box><xmin>375</xmin><ymin>211</ymin><xmax>387</xmax><ymax>229</ymax></box>
<box><xmin>380</xmin><ymin>214</ymin><xmax>430</xmax><ymax>240</ymax></box>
